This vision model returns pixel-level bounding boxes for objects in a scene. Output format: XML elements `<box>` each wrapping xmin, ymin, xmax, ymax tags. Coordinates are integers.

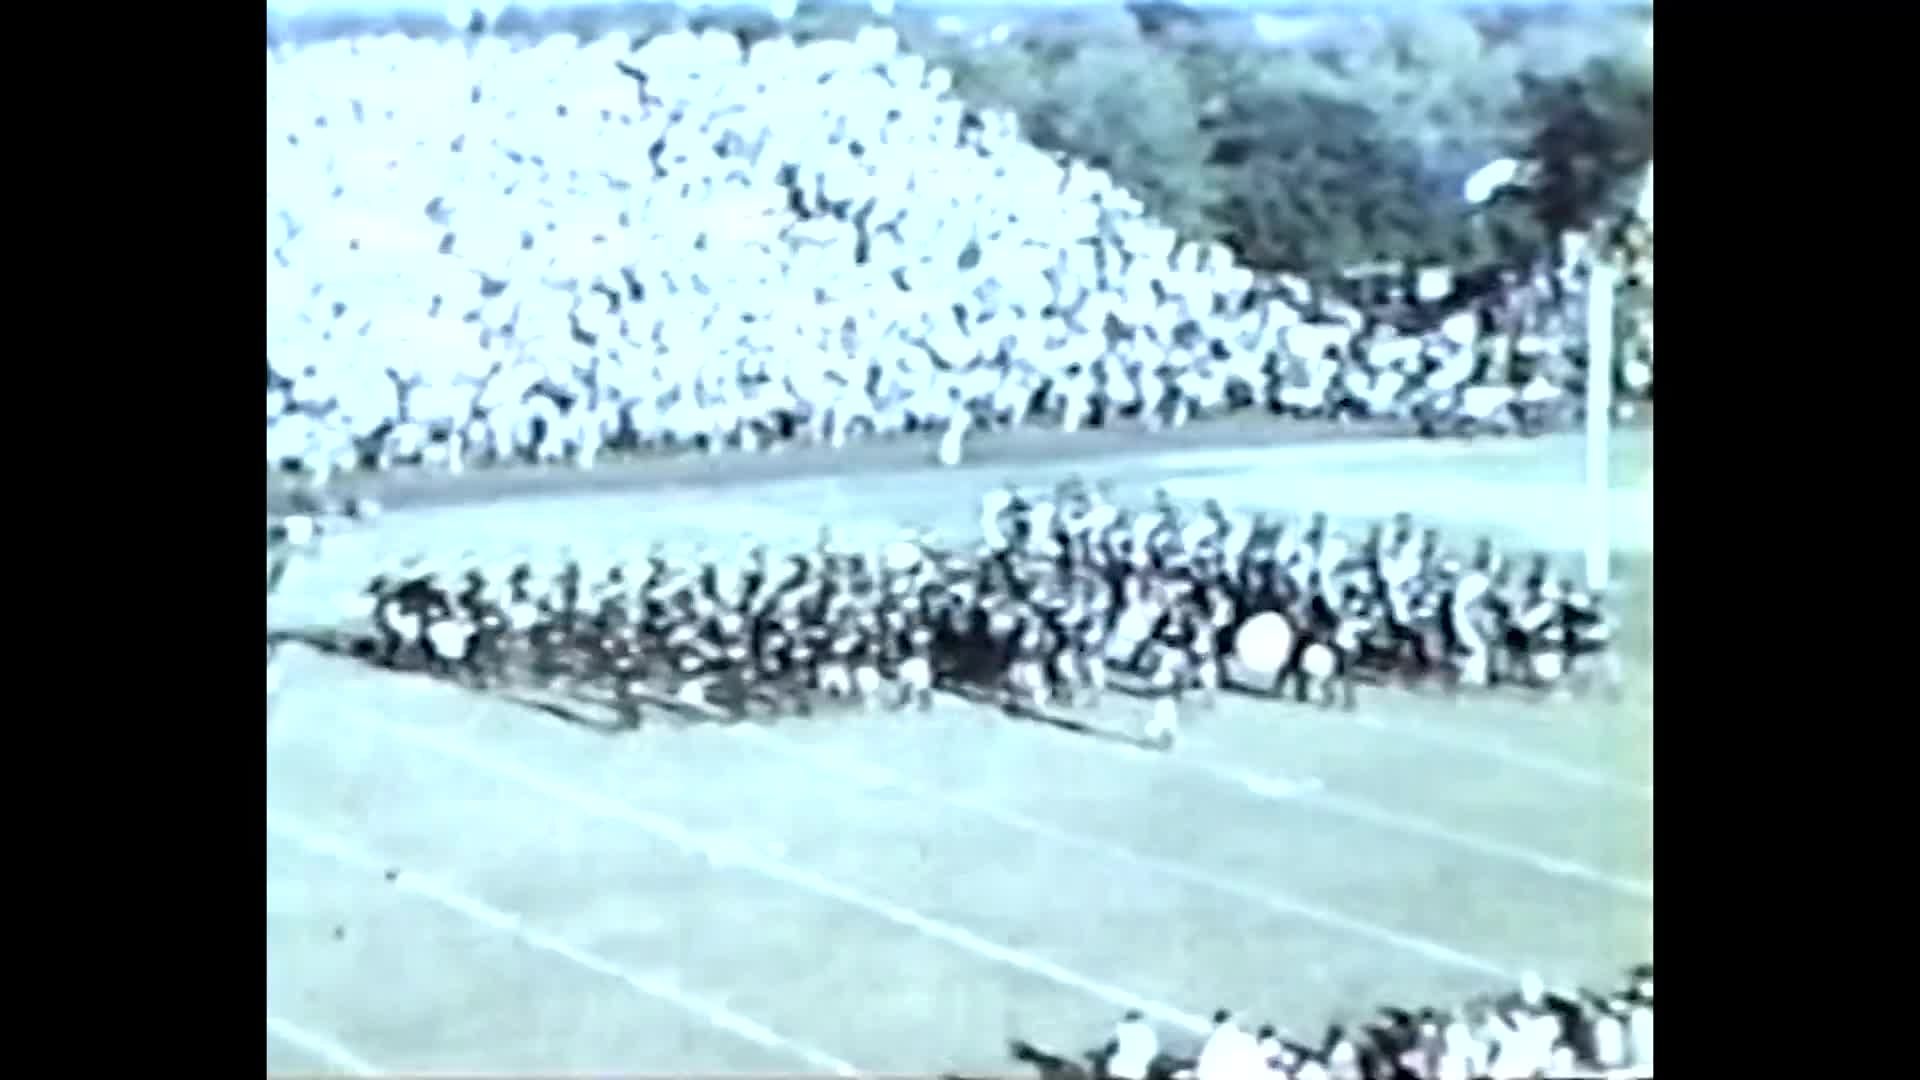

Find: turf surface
<box><xmin>266</xmin><ymin>424</ymin><xmax>1653</xmax><ymax>1075</ymax></box>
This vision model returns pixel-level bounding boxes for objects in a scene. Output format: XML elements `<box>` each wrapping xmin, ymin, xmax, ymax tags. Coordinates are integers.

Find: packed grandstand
<box><xmin>266</xmin><ymin>23</ymin><xmax>1653</xmax><ymax>481</ymax></box>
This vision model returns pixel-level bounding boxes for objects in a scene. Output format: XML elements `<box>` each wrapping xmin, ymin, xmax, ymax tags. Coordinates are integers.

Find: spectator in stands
<box><xmin>267</xmin><ymin>27</ymin><xmax>1652</xmax><ymax>485</ymax></box>
<box><xmin>1105</xmin><ymin>1009</ymin><xmax>1159</xmax><ymax>1080</ymax></box>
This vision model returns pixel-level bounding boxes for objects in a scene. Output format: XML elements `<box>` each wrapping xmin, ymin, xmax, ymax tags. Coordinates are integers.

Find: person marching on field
<box><xmin>267</xmin><ymin>514</ymin><xmax>319</xmax><ymax>596</ymax></box>
<box><xmin>980</xmin><ymin>482</ymin><xmax>1028</xmax><ymax>567</ymax></box>
<box><xmin>1375</xmin><ymin>513</ymin><xmax>1421</xmax><ymax>622</ymax></box>
<box><xmin>1023</xmin><ymin>483</ymin><xmax>1063</xmax><ymax>561</ymax></box>
<box><xmin>1143</xmin><ymin>661</ymin><xmax>1181</xmax><ymax>750</ymax></box>
<box><xmin>1066</xmin><ymin>477</ymin><xmax>1122</xmax><ymax>560</ymax></box>
<box><xmin>1448</xmin><ymin>547</ymin><xmax>1495</xmax><ymax>688</ymax></box>
<box><xmin>266</xmin><ymin>514</ymin><xmax>316</xmax><ymax>699</ymax></box>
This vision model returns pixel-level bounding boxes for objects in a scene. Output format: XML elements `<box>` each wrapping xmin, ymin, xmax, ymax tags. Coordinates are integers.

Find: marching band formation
<box><xmin>269</xmin><ymin>483</ymin><xmax>1642</xmax><ymax>1078</ymax></box>
<box><xmin>285</xmin><ymin>480</ymin><xmax>1619</xmax><ymax>745</ymax></box>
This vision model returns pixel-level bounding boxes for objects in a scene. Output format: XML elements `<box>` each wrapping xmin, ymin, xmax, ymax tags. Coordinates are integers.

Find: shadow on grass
<box><xmin>268</xmin><ymin>627</ymin><xmax>376</xmax><ymax>660</ymax></box>
<box><xmin>936</xmin><ymin>679</ymin><xmax>1163</xmax><ymax>752</ymax></box>
<box><xmin>501</xmin><ymin>691</ymin><xmax>632</xmax><ymax>736</ymax></box>
<box><xmin>266</xmin><ymin>629</ymin><xmax>715</xmax><ymax>732</ymax></box>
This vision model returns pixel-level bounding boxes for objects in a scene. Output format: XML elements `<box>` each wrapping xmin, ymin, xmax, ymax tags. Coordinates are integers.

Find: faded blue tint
<box><xmin>269</xmin><ymin>0</ymin><xmax>1652</xmax><ymax>17</ymax></box>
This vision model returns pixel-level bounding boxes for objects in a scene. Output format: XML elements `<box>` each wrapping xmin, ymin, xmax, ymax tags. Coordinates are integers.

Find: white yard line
<box><xmin>1329</xmin><ymin>712</ymin><xmax>1652</xmax><ymax>801</ymax></box>
<box><xmin>266</xmin><ymin>1014</ymin><xmax>382</xmax><ymax>1076</ymax></box>
<box><xmin>749</xmin><ymin>436</ymin><xmax>1466</xmax><ymax>494</ymax></box>
<box><xmin>1185</xmin><ymin>752</ymin><xmax>1652</xmax><ymax>900</ymax></box>
<box><xmin>993</xmin><ymin>683</ymin><xmax>1647</xmax><ymax>801</ymax></box>
<box><xmin>1000</xmin><ymin>721</ymin><xmax>1651</xmax><ymax>901</ymax></box>
<box><xmin>267</xmin><ymin>810</ymin><xmax>865</xmax><ymax>1076</ymax></box>
<box><xmin>346</xmin><ymin>713</ymin><xmax>1216</xmax><ymax>1035</ymax></box>
<box><xmin>733</xmin><ymin>728</ymin><xmax>1515</xmax><ymax>978</ymax></box>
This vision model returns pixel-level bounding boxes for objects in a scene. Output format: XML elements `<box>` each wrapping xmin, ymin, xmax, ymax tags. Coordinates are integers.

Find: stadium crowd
<box><xmin>1003</xmin><ymin>965</ymin><xmax>1653</xmax><ymax>1080</ymax></box>
<box><xmin>266</xmin><ymin>26</ymin><xmax>1654</xmax><ymax>483</ymax></box>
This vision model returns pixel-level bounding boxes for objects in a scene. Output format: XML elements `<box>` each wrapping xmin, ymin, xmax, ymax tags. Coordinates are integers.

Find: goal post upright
<box><xmin>1585</xmin><ymin>260</ymin><xmax>1617</xmax><ymax>594</ymax></box>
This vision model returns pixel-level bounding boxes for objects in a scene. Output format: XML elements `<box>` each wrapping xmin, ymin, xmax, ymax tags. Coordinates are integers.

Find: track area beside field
<box><xmin>266</xmin><ymin>427</ymin><xmax>1653</xmax><ymax>1076</ymax></box>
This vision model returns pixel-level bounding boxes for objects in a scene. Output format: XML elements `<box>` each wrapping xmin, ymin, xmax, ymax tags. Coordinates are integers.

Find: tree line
<box><xmin>908</xmin><ymin>7</ymin><xmax>1653</xmax><ymax>291</ymax></box>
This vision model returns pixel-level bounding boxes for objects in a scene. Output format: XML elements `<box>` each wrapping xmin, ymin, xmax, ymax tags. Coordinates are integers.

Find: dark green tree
<box><xmin>1207</xmin><ymin>90</ymin><xmax>1478</xmax><ymax>281</ymax></box>
<box><xmin>1025</xmin><ymin>43</ymin><xmax>1226</xmax><ymax>240</ymax></box>
<box><xmin>1513</xmin><ymin>56</ymin><xmax>1653</xmax><ymax>243</ymax></box>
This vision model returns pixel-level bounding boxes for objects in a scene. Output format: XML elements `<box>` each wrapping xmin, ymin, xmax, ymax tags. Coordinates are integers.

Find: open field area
<box><xmin>267</xmin><ymin>425</ymin><xmax>1653</xmax><ymax>1076</ymax></box>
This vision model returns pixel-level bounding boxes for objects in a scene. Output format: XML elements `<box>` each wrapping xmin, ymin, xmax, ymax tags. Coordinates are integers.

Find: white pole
<box><xmin>1585</xmin><ymin>260</ymin><xmax>1618</xmax><ymax>593</ymax></box>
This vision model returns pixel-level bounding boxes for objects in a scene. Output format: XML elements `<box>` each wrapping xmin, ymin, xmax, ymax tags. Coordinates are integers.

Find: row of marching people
<box><xmin>316</xmin><ymin>478</ymin><xmax>1616</xmax><ymax>746</ymax></box>
<box><xmin>1003</xmin><ymin>965</ymin><xmax>1652</xmax><ymax>1080</ymax></box>
<box><xmin>968</xmin><ymin>480</ymin><xmax>1621</xmax><ymax>707</ymax></box>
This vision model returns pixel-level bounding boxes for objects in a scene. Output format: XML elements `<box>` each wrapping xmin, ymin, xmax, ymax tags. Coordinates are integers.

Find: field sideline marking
<box><xmin>1170</xmin><ymin>746</ymin><xmax>1651</xmax><ymax>900</ymax></box>
<box><xmin>976</xmin><ymin>716</ymin><xmax>1651</xmax><ymax>901</ymax></box>
<box><xmin>342</xmin><ymin>715</ymin><xmax>1217</xmax><ymax>1036</ymax></box>
<box><xmin>267</xmin><ymin>810</ymin><xmax>865</xmax><ymax>1076</ymax></box>
<box><xmin>733</xmin><ymin>728</ymin><xmax>1514</xmax><ymax>978</ymax></box>
<box><xmin>981</xmin><ymin>677</ymin><xmax>1648</xmax><ymax>801</ymax></box>
<box><xmin>266</xmin><ymin>1014</ymin><xmax>381</xmax><ymax>1076</ymax></box>
<box><xmin>1309</xmin><ymin>711</ymin><xmax>1653</xmax><ymax>801</ymax></box>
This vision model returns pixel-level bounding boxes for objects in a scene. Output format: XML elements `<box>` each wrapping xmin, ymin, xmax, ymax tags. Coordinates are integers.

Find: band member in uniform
<box><xmin>1448</xmin><ymin>556</ymin><xmax>1494</xmax><ymax>688</ymax></box>
<box><xmin>1144</xmin><ymin>663</ymin><xmax>1181</xmax><ymax>751</ymax></box>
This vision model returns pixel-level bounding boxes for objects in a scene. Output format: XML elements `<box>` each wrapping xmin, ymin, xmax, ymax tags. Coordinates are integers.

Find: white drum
<box><xmin>1233</xmin><ymin>611</ymin><xmax>1296</xmax><ymax>680</ymax></box>
<box><xmin>1529</xmin><ymin>650</ymin><xmax>1566</xmax><ymax>684</ymax></box>
<box><xmin>426</xmin><ymin>618</ymin><xmax>475</xmax><ymax>661</ymax></box>
<box><xmin>882</xmin><ymin>539</ymin><xmax>924</xmax><ymax>576</ymax></box>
